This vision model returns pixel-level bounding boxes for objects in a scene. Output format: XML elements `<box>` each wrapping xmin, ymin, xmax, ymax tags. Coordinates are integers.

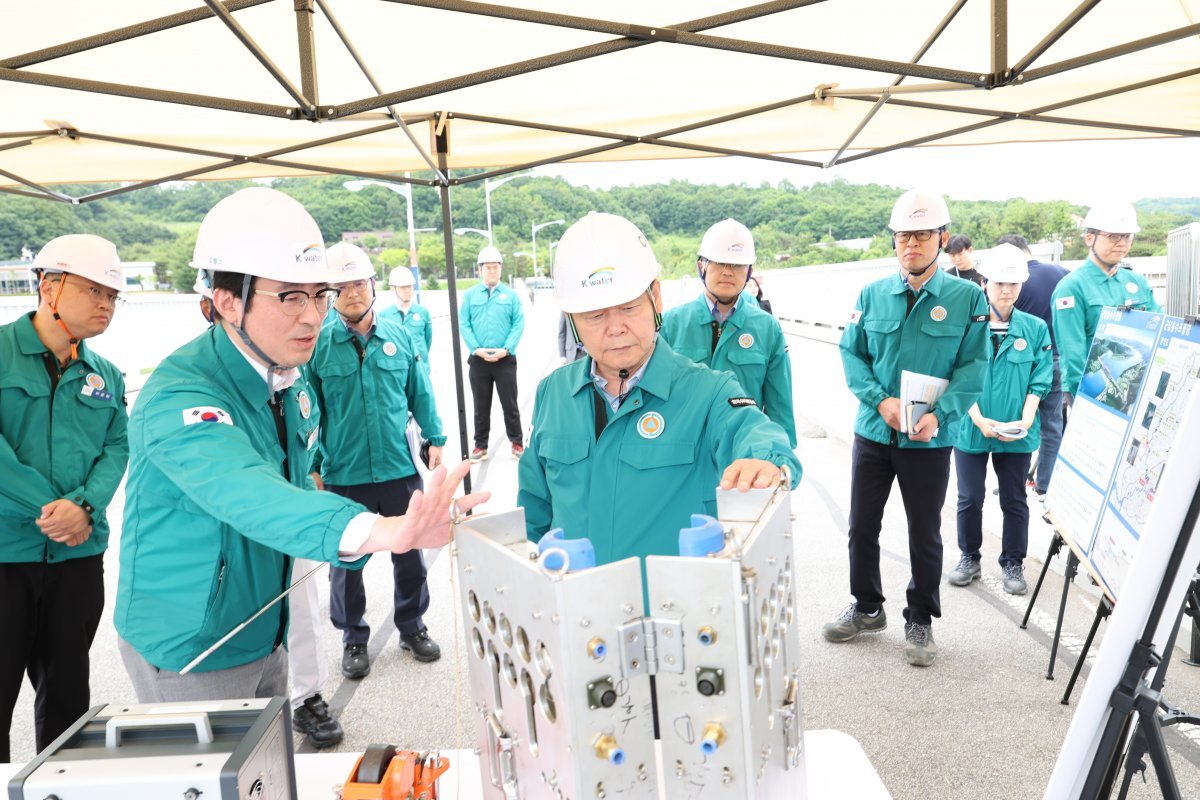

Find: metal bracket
<box><xmin>617</xmin><ymin>617</ymin><xmax>684</xmax><ymax>677</ymax></box>
<box><xmin>780</xmin><ymin>673</ymin><xmax>802</xmax><ymax>770</ymax></box>
<box><xmin>484</xmin><ymin>711</ymin><xmax>519</xmax><ymax>799</ymax></box>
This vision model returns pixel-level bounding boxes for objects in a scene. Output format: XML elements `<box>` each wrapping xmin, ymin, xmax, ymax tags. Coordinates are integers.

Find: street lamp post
<box><xmin>484</xmin><ymin>171</ymin><xmax>532</xmax><ymax>243</ymax></box>
<box><xmin>345</xmin><ymin>176</ymin><xmax>438</xmax><ymax>298</ymax></box>
<box><xmin>532</xmin><ymin>219</ymin><xmax>565</xmax><ymax>279</ymax></box>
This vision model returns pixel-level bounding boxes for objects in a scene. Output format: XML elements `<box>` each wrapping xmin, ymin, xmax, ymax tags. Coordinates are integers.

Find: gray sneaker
<box><xmin>904</xmin><ymin>622</ymin><xmax>938</xmax><ymax>667</ymax></box>
<box><xmin>947</xmin><ymin>554</ymin><xmax>981</xmax><ymax>587</ymax></box>
<box><xmin>1002</xmin><ymin>563</ymin><xmax>1028</xmax><ymax>595</ymax></box>
<box><xmin>822</xmin><ymin>604</ymin><xmax>887</xmax><ymax>643</ymax></box>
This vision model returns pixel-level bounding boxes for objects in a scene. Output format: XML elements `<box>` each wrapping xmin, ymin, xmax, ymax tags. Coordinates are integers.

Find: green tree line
<box><xmin>0</xmin><ymin>175</ymin><xmax>1194</xmax><ymax>292</ymax></box>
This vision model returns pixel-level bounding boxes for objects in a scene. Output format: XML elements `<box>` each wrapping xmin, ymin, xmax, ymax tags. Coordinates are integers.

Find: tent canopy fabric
<box><xmin>2</xmin><ymin>0</ymin><xmax>1198</xmax><ymax>199</ymax></box>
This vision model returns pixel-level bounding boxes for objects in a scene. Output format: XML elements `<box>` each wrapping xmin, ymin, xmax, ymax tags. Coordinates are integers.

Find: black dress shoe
<box><xmin>342</xmin><ymin>643</ymin><xmax>370</xmax><ymax>679</ymax></box>
<box><xmin>292</xmin><ymin>693</ymin><xmax>343</xmax><ymax>749</ymax></box>
<box><xmin>399</xmin><ymin>630</ymin><xmax>442</xmax><ymax>663</ymax></box>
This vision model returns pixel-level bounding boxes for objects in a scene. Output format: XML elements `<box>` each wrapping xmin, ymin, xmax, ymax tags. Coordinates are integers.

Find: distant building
<box><xmin>813</xmin><ymin>237</ymin><xmax>874</xmax><ymax>252</ymax></box>
<box><xmin>341</xmin><ymin>231</ymin><xmax>395</xmax><ymax>250</ymax></box>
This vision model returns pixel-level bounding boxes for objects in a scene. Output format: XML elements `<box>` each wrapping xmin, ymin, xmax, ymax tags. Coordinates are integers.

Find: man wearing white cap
<box><xmin>0</xmin><ymin>235</ymin><xmax>129</xmax><ymax>761</ymax></box>
<box><xmin>1052</xmin><ymin>202</ymin><xmax>1162</xmax><ymax>406</ymax></box>
<box><xmin>828</xmin><ymin>189</ymin><xmax>988</xmax><ymax>668</ymax></box>
<box><xmin>460</xmin><ymin>245</ymin><xmax>525</xmax><ymax>461</ymax></box>
<box><xmin>116</xmin><ymin>189</ymin><xmax>485</xmax><ymax>708</ymax></box>
<box><xmin>379</xmin><ymin>266</ymin><xmax>432</xmax><ymax>369</ymax></box>
<box><xmin>948</xmin><ymin>244</ymin><xmax>1053</xmax><ymax>596</ymax></box>
<box><xmin>660</xmin><ymin>219</ymin><xmax>796</xmax><ymax>447</ymax></box>
<box><xmin>308</xmin><ymin>242</ymin><xmax>448</xmax><ymax>676</ymax></box>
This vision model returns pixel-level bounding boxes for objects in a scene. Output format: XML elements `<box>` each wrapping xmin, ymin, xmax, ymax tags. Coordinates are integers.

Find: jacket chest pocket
<box><xmin>617</xmin><ymin>442</ymin><xmax>696</xmax><ymax>471</ymax></box>
<box><xmin>920</xmin><ymin>321</ymin><xmax>965</xmax><ymax>340</ymax></box>
<box><xmin>537</xmin><ymin>437</ymin><xmax>590</xmax><ymax>484</ymax></box>
<box><xmin>375</xmin><ymin>353</ymin><xmax>411</xmax><ymax>391</ymax></box>
<box><xmin>863</xmin><ymin>318</ymin><xmax>901</xmax><ymax>351</ymax></box>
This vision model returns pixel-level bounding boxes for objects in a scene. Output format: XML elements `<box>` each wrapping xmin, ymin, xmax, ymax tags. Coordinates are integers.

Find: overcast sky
<box><xmin>538</xmin><ymin>137</ymin><xmax>1200</xmax><ymax>206</ymax></box>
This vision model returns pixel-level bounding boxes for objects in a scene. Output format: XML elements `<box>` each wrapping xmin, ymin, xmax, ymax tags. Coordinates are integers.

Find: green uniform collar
<box><xmin>889</xmin><ymin>264</ymin><xmax>947</xmax><ymax>298</ymax></box>
<box><xmin>570</xmin><ymin>339</ymin><xmax>675</xmax><ymax>403</ymax></box>
<box><xmin>16</xmin><ymin>311</ymin><xmax>94</xmax><ymax>366</ymax></box>
<box><xmin>213</xmin><ymin>324</ymin><xmax>276</xmax><ymax>409</ymax></box>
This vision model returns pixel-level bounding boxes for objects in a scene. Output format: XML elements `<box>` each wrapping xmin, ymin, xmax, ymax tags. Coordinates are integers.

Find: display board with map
<box><xmin>1046</xmin><ymin>309</ymin><xmax>1200</xmax><ymax>601</ymax></box>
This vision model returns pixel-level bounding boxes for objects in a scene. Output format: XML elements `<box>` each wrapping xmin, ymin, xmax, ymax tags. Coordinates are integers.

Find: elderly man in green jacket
<box><xmin>0</xmin><ymin>235</ymin><xmax>129</xmax><ymax>762</ymax></box>
<box><xmin>115</xmin><ymin>188</ymin><xmax>485</xmax><ymax>706</ymax></box>
<box><xmin>518</xmin><ymin>213</ymin><xmax>800</xmax><ymax>570</ymax></box>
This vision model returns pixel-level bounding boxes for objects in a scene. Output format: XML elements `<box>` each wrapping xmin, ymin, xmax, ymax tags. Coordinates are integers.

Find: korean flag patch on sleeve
<box><xmin>1055</xmin><ymin>296</ymin><xmax>1076</xmax><ymax>310</ymax></box>
<box><xmin>848</xmin><ymin>310</ymin><xmax>863</xmax><ymax>325</ymax></box>
<box><xmin>183</xmin><ymin>406</ymin><xmax>233</xmax><ymax>426</ymax></box>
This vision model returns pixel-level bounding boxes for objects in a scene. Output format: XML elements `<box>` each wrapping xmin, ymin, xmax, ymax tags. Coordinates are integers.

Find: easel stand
<box><xmin>1020</xmin><ymin>530</ymin><xmax>1081</xmax><ymax>680</ymax></box>
<box><xmin>1062</xmin><ymin>595</ymin><xmax>1113</xmax><ymax>705</ymax></box>
<box><xmin>1080</xmin><ymin>476</ymin><xmax>1200</xmax><ymax>799</ymax></box>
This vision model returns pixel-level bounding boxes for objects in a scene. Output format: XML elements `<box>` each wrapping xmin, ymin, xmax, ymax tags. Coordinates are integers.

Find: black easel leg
<box><xmin>1023</xmin><ymin>532</ymin><xmax>1064</xmax><ymax>629</ymax></box>
<box><xmin>1048</xmin><ymin>550</ymin><xmax>1079</xmax><ymax>680</ymax></box>
<box><xmin>1062</xmin><ymin>596</ymin><xmax>1113</xmax><ymax>705</ymax></box>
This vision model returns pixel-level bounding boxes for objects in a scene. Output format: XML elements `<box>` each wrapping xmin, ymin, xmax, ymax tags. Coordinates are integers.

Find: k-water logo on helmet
<box><xmin>581</xmin><ymin>266</ymin><xmax>616</xmax><ymax>289</ymax></box>
<box><xmin>296</xmin><ymin>243</ymin><xmax>325</xmax><ymax>264</ymax></box>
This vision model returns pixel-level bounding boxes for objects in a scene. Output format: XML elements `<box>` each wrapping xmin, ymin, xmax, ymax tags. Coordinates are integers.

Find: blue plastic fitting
<box><xmin>538</xmin><ymin>529</ymin><xmax>596</xmax><ymax>572</ymax></box>
<box><xmin>679</xmin><ymin>514</ymin><xmax>725</xmax><ymax>557</ymax></box>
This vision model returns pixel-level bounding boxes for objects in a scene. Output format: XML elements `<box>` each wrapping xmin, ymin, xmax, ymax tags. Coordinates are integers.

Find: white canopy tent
<box><xmin>1</xmin><ymin>0</ymin><xmax>1198</xmax><ymax>200</ymax></box>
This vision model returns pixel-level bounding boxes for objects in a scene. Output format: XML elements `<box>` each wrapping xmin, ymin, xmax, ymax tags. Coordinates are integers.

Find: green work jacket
<box><xmin>459</xmin><ymin>283</ymin><xmax>524</xmax><ymax>353</ymax></box>
<box><xmin>0</xmin><ymin>313</ymin><xmax>128</xmax><ymax>563</ymax></box>
<box><xmin>840</xmin><ymin>268</ymin><xmax>989</xmax><ymax>448</ymax></box>
<box><xmin>308</xmin><ymin>313</ymin><xmax>446</xmax><ymax>487</ymax></box>
<box><xmin>116</xmin><ymin>324</ymin><xmax>369</xmax><ymax>673</ymax></box>
<box><xmin>661</xmin><ymin>294</ymin><xmax>797</xmax><ymax>447</ymax></box>
<box><xmin>378</xmin><ymin>302</ymin><xmax>432</xmax><ymax>365</ymax></box>
<box><xmin>956</xmin><ymin>310</ymin><xmax>1053</xmax><ymax>454</ymax></box>
<box><xmin>1051</xmin><ymin>259</ymin><xmax>1162</xmax><ymax>397</ymax></box>
<box><xmin>517</xmin><ymin>339</ymin><xmax>802</xmax><ymax>567</ymax></box>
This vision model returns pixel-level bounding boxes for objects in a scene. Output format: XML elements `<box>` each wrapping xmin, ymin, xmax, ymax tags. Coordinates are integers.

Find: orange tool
<box><xmin>341</xmin><ymin>745</ymin><xmax>450</xmax><ymax>800</ymax></box>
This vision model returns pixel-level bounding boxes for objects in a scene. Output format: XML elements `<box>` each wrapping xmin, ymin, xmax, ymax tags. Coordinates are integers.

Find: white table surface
<box><xmin>4</xmin><ymin>728</ymin><xmax>890</xmax><ymax>799</ymax></box>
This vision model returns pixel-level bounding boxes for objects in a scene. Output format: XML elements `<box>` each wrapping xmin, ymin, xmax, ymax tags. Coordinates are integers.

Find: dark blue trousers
<box><xmin>1035</xmin><ymin>356</ymin><xmax>1064</xmax><ymax>494</ymax></box>
<box><xmin>328</xmin><ymin>474</ymin><xmax>429</xmax><ymax>645</ymax></box>
<box><xmin>954</xmin><ymin>448</ymin><xmax>1032</xmax><ymax>568</ymax></box>
<box><xmin>847</xmin><ymin>435</ymin><xmax>951</xmax><ymax>626</ymax></box>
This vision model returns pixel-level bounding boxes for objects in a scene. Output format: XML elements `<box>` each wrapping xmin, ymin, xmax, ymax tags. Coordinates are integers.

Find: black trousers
<box><xmin>0</xmin><ymin>554</ymin><xmax>104</xmax><ymax>761</ymax></box>
<box><xmin>328</xmin><ymin>475</ymin><xmax>429</xmax><ymax>645</ymax></box>
<box><xmin>468</xmin><ymin>354</ymin><xmax>522</xmax><ymax>447</ymax></box>
<box><xmin>847</xmin><ymin>435</ymin><xmax>952</xmax><ymax>626</ymax></box>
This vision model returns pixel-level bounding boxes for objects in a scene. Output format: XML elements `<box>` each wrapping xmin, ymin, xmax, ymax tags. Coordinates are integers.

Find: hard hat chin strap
<box><xmin>231</xmin><ymin>274</ymin><xmax>284</xmax><ymax>404</ymax></box>
<box><xmin>46</xmin><ymin>273</ymin><xmax>81</xmax><ymax>362</ymax></box>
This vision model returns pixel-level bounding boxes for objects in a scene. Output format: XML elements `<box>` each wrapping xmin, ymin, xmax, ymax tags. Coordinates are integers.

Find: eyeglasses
<box><xmin>254</xmin><ymin>287</ymin><xmax>339</xmax><ymax>316</ymax></box>
<box><xmin>702</xmin><ymin>259</ymin><xmax>751</xmax><ymax>272</ymax></box>
<box><xmin>1098</xmin><ymin>232</ymin><xmax>1134</xmax><ymax>244</ymax></box>
<box><xmin>80</xmin><ymin>284</ymin><xmax>125</xmax><ymax>308</ymax></box>
<box><xmin>335</xmin><ymin>279</ymin><xmax>373</xmax><ymax>295</ymax></box>
<box><xmin>894</xmin><ymin>230</ymin><xmax>936</xmax><ymax>244</ymax></box>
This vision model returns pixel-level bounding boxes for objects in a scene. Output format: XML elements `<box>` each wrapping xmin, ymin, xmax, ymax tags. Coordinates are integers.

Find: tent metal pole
<box><xmin>294</xmin><ymin>0</ymin><xmax>320</xmax><ymax>109</ymax></box>
<box><xmin>0</xmin><ymin>0</ymin><xmax>274</xmax><ymax>70</ymax></box>
<box><xmin>0</xmin><ymin>137</ymin><xmax>39</xmax><ymax>153</ymax></box>
<box><xmin>394</xmin><ymin>0</ymin><xmax>984</xmax><ymax>86</ymax></box>
<box><xmin>991</xmin><ymin>0</ymin><xmax>1007</xmax><ymax>78</ymax></box>
<box><xmin>834</xmin><ymin>118</ymin><xmax>1008</xmax><ymax>164</ymax></box>
<box><xmin>331</xmin><ymin>0</ymin><xmax>838</xmax><ymax>118</ymax></box>
<box><xmin>641</xmin><ymin>139</ymin><xmax>823</xmax><ymax>167</ymax></box>
<box><xmin>0</xmin><ymin>166</ymin><xmax>73</xmax><ymax>202</ymax></box>
<box><xmin>0</xmin><ymin>186</ymin><xmax>71</xmax><ymax>201</ymax></box>
<box><xmin>313</xmin><ymin>0</ymin><xmax>445</xmax><ymax>180</ymax></box>
<box><xmin>1026</xmin><ymin>67</ymin><xmax>1200</xmax><ymax>114</ymax></box>
<box><xmin>202</xmin><ymin>0</ymin><xmax>316</xmax><ymax>115</ymax></box>
<box><xmin>0</xmin><ymin>131</ymin><xmax>57</xmax><ymax>140</ymax></box>
<box><xmin>1020</xmin><ymin>23</ymin><xmax>1200</xmax><ymax>83</ymax></box>
<box><xmin>0</xmin><ymin>66</ymin><xmax>298</xmax><ymax>119</ymax></box>
<box><xmin>1009</xmin><ymin>0</ymin><xmax>1102</xmax><ymax>78</ymax></box>
<box><xmin>432</xmin><ymin>118</ymin><xmax>473</xmax><ymax>493</ymax></box>
<box><xmin>77</xmin><ymin>164</ymin><xmax>249</xmax><ymax>202</ymax></box>
<box><xmin>451</xmin><ymin>142</ymin><xmax>634</xmax><ymax>186</ymax></box>
<box><xmin>827</xmin><ymin>0</ymin><xmax>968</xmax><ymax>166</ymax></box>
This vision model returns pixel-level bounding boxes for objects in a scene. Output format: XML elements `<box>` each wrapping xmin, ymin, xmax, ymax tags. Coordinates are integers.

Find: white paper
<box><xmin>991</xmin><ymin>423</ymin><xmax>1028</xmax><ymax>440</ymax></box>
<box><xmin>899</xmin><ymin>370</ymin><xmax>949</xmax><ymax>434</ymax></box>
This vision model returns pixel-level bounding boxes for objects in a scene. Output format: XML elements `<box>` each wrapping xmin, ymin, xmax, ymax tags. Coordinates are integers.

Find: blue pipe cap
<box><xmin>679</xmin><ymin>514</ymin><xmax>725</xmax><ymax>558</ymax></box>
<box><xmin>538</xmin><ymin>529</ymin><xmax>596</xmax><ymax>572</ymax></box>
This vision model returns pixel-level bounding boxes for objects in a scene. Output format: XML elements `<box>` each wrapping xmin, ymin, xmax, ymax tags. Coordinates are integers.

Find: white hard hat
<box><xmin>32</xmin><ymin>234</ymin><xmax>124</xmax><ymax>292</ymax></box>
<box><xmin>191</xmin><ymin>187</ymin><xmax>331</xmax><ymax>283</ymax></box>
<box><xmin>477</xmin><ymin>245</ymin><xmax>504</xmax><ymax>265</ymax></box>
<box><xmin>326</xmin><ymin>242</ymin><xmax>376</xmax><ymax>283</ymax></box>
<box><xmin>388</xmin><ymin>266</ymin><xmax>415</xmax><ymax>287</ymax></box>
<box><xmin>977</xmin><ymin>243</ymin><xmax>1029</xmax><ymax>283</ymax></box>
<box><xmin>192</xmin><ymin>268</ymin><xmax>213</xmax><ymax>299</ymax></box>
<box><xmin>553</xmin><ymin>212</ymin><xmax>661</xmax><ymax>314</ymax></box>
<box><xmin>698</xmin><ymin>219</ymin><xmax>756</xmax><ymax>265</ymax></box>
<box><xmin>1082</xmin><ymin>202</ymin><xmax>1140</xmax><ymax>234</ymax></box>
<box><xmin>889</xmin><ymin>189</ymin><xmax>951</xmax><ymax>232</ymax></box>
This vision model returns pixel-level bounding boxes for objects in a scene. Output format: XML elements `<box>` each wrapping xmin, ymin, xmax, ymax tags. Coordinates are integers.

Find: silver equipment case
<box><xmin>8</xmin><ymin>697</ymin><xmax>295</xmax><ymax>800</ymax></box>
<box><xmin>454</xmin><ymin>480</ymin><xmax>805</xmax><ymax>799</ymax></box>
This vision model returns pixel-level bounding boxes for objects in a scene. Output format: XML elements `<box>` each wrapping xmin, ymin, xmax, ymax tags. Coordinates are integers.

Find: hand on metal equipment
<box><xmin>720</xmin><ymin>459</ymin><xmax>782</xmax><ymax>492</ymax></box>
